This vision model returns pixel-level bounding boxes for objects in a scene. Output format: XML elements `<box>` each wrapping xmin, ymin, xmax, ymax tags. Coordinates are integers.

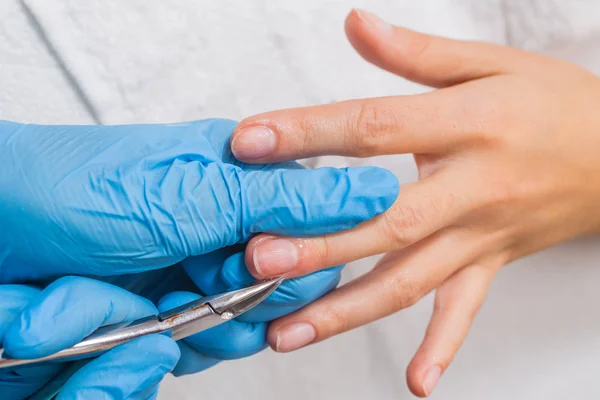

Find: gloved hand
<box><xmin>0</xmin><ymin>119</ymin><xmax>399</xmax><ymax>283</ymax></box>
<box><xmin>157</xmin><ymin>248</ymin><xmax>344</xmax><ymax>375</ymax></box>
<box><xmin>0</xmin><ymin>276</ymin><xmax>180</xmax><ymax>400</ymax></box>
<box><xmin>96</xmin><ymin>245</ymin><xmax>343</xmax><ymax>376</ymax></box>
<box><xmin>0</xmin><ymin>261</ymin><xmax>344</xmax><ymax>397</ymax></box>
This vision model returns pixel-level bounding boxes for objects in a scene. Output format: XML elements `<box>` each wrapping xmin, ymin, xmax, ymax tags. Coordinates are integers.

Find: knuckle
<box><xmin>348</xmin><ymin>103</ymin><xmax>394</xmax><ymax>156</ymax></box>
<box><xmin>460</xmin><ymin>94</ymin><xmax>503</xmax><ymax>141</ymax></box>
<box><xmin>480</xmin><ymin>180</ymin><xmax>515</xmax><ymax>208</ymax></box>
<box><xmin>320</xmin><ymin>307</ymin><xmax>350</xmax><ymax>336</ymax></box>
<box><xmin>386</xmin><ymin>271</ymin><xmax>423</xmax><ymax>309</ymax></box>
<box><xmin>315</xmin><ymin>236</ymin><xmax>331</xmax><ymax>267</ymax></box>
<box><xmin>383</xmin><ymin>202</ymin><xmax>424</xmax><ymax>247</ymax></box>
<box><xmin>294</xmin><ymin>115</ymin><xmax>320</xmax><ymax>152</ymax></box>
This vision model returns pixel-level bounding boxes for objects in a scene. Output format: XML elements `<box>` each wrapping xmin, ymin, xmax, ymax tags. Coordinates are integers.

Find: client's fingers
<box><xmin>267</xmin><ymin>229</ymin><xmax>482</xmax><ymax>352</ymax></box>
<box><xmin>406</xmin><ymin>264</ymin><xmax>497</xmax><ymax>397</ymax></box>
<box><xmin>344</xmin><ymin>9</ymin><xmax>526</xmax><ymax>88</ymax></box>
<box><xmin>232</xmin><ymin>87</ymin><xmax>490</xmax><ymax>163</ymax></box>
<box><xmin>246</xmin><ymin>170</ymin><xmax>471</xmax><ymax>279</ymax></box>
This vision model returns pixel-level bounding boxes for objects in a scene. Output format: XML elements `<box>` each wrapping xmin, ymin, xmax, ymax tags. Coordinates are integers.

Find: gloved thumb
<box><xmin>2</xmin><ymin>276</ymin><xmax>157</xmax><ymax>359</ymax></box>
<box><xmin>239</xmin><ymin>165</ymin><xmax>398</xmax><ymax>237</ymax></box>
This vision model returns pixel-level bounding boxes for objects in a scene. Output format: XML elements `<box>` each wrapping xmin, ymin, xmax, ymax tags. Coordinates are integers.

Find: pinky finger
<box><xmin>407</xmin><ymin>264</ymin><xmax>498</xmax><ymax>398</ymax></box>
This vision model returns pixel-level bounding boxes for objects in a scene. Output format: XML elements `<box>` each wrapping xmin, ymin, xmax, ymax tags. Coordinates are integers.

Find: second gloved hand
<box><xmin>0</xmin><ymin>119</ymin><xmax>399</xmax><ymax>283</ymax></box>
<box><xmin>0</xmin><ymin>277</ymin><xmax>180</xmax><ymax>400</ymax></box>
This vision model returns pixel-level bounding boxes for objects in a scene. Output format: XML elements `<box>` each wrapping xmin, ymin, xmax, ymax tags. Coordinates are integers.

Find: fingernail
<box><xmin>231</xmin><ymin>126</ymin><xmax>276</xmax><ymax>159</ymax></box>
<box><xmin>275</xmin><ymin>323</ymin><xmax>316</xmax><ymax>352</ymax></box>
<box><xmin>422</xmin><ymin>365</ymin><xmax>442</xmax><ymax>396</ymax></box>
<box><xmin>253</xmin><ymin>238</ymin><xmax>299</xmax><ymax>277</ymax></box>
<box><xmin>355</xmin><ymin>9</ymin><xmax>393</xmax><ymax>34</ymax></box>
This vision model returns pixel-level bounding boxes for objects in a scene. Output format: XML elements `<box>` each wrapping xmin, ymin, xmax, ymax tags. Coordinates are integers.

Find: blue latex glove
<box><xmin>158</xmin><ymin>248</ymin><xmax>343</xmax><ymax>375</ymax></box>
<box><xmin>0</xmin><ymin>119</ymin><xmax>399</xmax><ymax>283</ymax></box>
<box><xmin>0</xmin><ymin>262</ymin><xmax>342</xmax><ymax>396</ymax></box>
<box><xmin>0</xmin><ymin>276</ymin><xmax>180</xmax><ymax>400</ymax></box>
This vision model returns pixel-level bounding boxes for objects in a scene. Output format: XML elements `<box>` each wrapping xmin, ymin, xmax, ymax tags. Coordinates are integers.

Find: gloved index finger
<box><xmin>238</xmin><ymin>165</ymin><xmax>399</xmax><ymax>239</ymax></box>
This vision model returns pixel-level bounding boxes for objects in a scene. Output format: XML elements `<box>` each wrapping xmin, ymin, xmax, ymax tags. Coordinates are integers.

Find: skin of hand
<box><xmin>0</xmin><ymin>118</ymin><xmax>398</xmax><ymax>283</ymax></box>
<box><xmin>0</xmin><ymin>277</ymin><xmax>180</xmax><ymax>400</ymax></box>
<box><xmin>228</xmin><ymin>9</ymin><xmax>600</xmax><ymax>397</ymax></box>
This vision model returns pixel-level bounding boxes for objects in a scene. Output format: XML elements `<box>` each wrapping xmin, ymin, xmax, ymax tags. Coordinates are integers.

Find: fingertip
<box><xmin>220</xmin><ymin>251</ymin><xmax>253</xmax><ymax>287</ymax></box>
<box><xmin>266</xmin><ymin>322</ymin><xmax>280</xmax><ymax>351</ymax></box>
<box><xmin>406</xmin><ymin>353</ymin><xmax>433</xmax><ymax>397</ymax></box>
<box><xmin>346</xmin><ymin>166</ymin><xmax>400</xmax><ymax>211</ymax></box>
<box><xmin>182</xmin><ymin>248</ymin><xmax>239</xmax><ymax>295</ymax></box>
<box><xmin>244</xmin><ymin>234</ymin><xmax>272</xmax><ymax>279</ymax></box>
<box><xmin>244</xmin><ymin>166</ymin><xmax>399</xmax><ymax>239</ymax></box>
<box><xmin>345</xmin><ymin>9</ymin><xmax>395</xmax><ymax>65</ymax></box>
<box><xmin>407</xmin><ymin>360</ymin><xmax>443</xmax><ymax>398</ymax></box>
<box><xmin>266</xmin><ymin>321</ymin><xmax>317</xmax><ymax>353</ymax></box>
<box><xmin>345</xmin><ymin>8</ymin><xmax>374</xmax><ymax>43</ymax></box>
<box><xmin>230</xmin><ymin>125</ymin><xmax>277</xmax><ymax>161</ymax></box>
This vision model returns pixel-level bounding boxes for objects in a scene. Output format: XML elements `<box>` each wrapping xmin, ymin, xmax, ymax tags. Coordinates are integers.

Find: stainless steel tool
<box><xmin>0</xmin><ymin>277</ymin><xmax>283</xmax><ymax>370</ymax></box>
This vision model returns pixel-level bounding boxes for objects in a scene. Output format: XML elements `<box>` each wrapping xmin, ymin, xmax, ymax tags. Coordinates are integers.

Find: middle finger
<box><xmin>246</xmin><ymin>168</ymin><xmax>472</xmax><ymax>279</ymax></box>
<box><xmin>266</xmin><ymin>227</ymin><xmax>484</xmax><ymax>352</ymax></box>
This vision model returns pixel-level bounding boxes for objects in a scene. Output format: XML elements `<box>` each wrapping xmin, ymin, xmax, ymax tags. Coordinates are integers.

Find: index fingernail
<box><xmin>231</xmin><ymin>126</ymin><xmax>276</xmax><ymax>159</ymax></box>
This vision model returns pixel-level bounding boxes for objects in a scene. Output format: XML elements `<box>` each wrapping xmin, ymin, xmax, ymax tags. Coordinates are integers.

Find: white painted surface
<box><xmin>0</xmin><ymin>1</ymin><xmax>91</xmax><ymax>123</ymax></box>
<box><xmin>3</xmin><ymin>0</ymin><xmax>600</xmax><ymax>398</ymax></box>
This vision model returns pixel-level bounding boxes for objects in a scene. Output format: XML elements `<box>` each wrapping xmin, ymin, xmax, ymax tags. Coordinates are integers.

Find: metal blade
<box><xmin>206</xmin><ymin>276</ymin><xmax>284</xmax><ymax>318</ymax></box>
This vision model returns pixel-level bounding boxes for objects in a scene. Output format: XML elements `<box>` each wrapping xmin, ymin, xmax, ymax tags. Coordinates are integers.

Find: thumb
<box><xmin>345</xmin><ymin>9</ymin><xmax>533</xmax><ymax>88</ymax></box>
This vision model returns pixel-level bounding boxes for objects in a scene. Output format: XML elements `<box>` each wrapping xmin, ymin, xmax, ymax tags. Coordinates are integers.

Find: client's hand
<box><xmin>230</xmin><ymin>9</ymin><xmax>600</xmax><ymax>397</ymax></box>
